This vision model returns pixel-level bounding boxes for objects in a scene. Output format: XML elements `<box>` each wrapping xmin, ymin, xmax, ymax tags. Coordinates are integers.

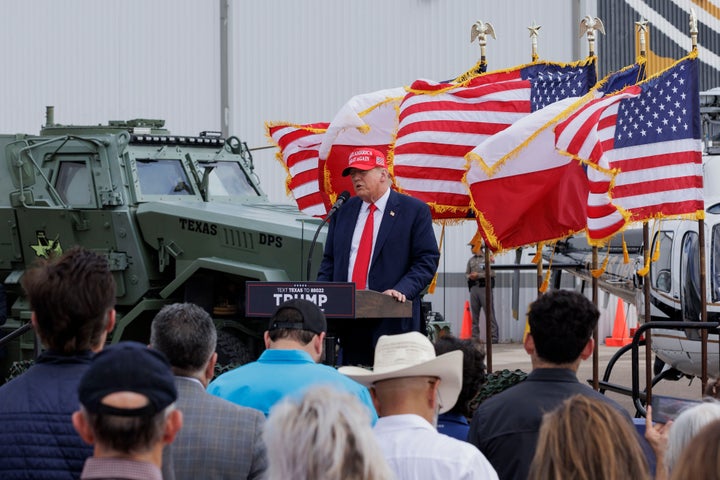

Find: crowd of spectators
<box><xmin>2</xmin><ymin>247</ymin><xmax>719</xmax><ymax>479</ymax></box>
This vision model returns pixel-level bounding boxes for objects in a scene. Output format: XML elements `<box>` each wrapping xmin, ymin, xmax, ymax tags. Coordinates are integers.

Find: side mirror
<box><xmin>9</xmin><ymin>190</ymin><xmax>35</xmax><ymax>207</ymax></box>
<box><xmin>5</xmin><ymin>141</ymin><xmax>36</xmax><ymax>188</ymax></box>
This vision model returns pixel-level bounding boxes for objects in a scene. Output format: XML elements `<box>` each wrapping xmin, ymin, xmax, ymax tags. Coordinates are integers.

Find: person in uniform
<box><xmin>466</xmin><ymin>241</ymin><xmax>498</xmax><ymax>344</ymax></box>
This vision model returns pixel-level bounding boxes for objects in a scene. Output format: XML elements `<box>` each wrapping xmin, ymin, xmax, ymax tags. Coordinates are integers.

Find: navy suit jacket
<box><xmin>317</xmin><ymin>189</ymin><xmax>439</xmax><ymax>328</ymax></box>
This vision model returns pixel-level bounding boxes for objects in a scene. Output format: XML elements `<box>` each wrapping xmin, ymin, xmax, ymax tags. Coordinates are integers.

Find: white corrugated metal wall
<box><xmin>0</xmin><ymin>0</ymin><xmax>220</xmax><ymax>135</ymax></box>
<box><xmin>1</xmin><ymin>0</ymin><xmax>628</xmax><ymax>341</ymax></box>
<box><xmin>230</xmin><ymin>0</ymin><xmax>586</xmax><ymax>203</ymax></box>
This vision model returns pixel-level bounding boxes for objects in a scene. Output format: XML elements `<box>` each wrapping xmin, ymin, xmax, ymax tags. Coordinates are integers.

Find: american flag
<box><xmin>391</xmin><ymin>58</ymin><xmax>597</xmax><ymax>218</ymax></box>
<box><xmin>465</xmin><ymin>63</ymin><xmax>644</xmax><ymax>250</ymax></box>
<box><xmin>266</xmin><ymin>122</ymin><xmax>331</xmax><ymax>217</ymax></box>
<box><xmin>555</xmin><ymin>54</ymin><xmax>703</xmax><ymax>240</ymax></box>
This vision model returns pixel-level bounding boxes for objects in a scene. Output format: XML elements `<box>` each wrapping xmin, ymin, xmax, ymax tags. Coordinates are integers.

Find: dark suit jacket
<box><xmin>318</xmin><ymin>189</ymin><xmax>439</xmax><ymax>329</ymax></box>
<box><xmin>164</xmin><ymin>377</ymin><xmax>267</xmax><ymax>480</ymax></box>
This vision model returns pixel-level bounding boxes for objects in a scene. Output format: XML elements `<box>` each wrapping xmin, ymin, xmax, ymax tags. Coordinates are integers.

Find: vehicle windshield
<box><xmin>651</xmin><ymin>231</ymin><xmax>673</xmax><ymax>293</ymax></box>
<box><xmin>713</xmin><ymin>225</ymin><xmax>720</xmax><ymax>302</ymax></box>
<box><xmin>136</xmin><ymin>159</ymin><xmax>194</xmax><ymax>196</ymax></box>
<box><xmin>201</xmin><ymin>162</ymin><xmax>259</xmax><ymax>197</ymax></box>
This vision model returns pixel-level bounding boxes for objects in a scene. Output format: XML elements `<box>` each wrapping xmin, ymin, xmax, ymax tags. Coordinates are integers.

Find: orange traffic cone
<box><xmin>460</xmin><ymin>300</ymin><xmax>472</xmax><ymax>339</ymax></box>
<box><xmin>605</xmin><ymin>298</ymin><xmax>632</xmax><ymax>346</ymax></box>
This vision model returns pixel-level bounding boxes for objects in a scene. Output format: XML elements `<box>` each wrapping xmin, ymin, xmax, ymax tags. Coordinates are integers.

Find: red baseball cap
<box><xmin>341</xmin><ymin>147</ymin><xmax>388</xmax><ymax>176</ymax></box>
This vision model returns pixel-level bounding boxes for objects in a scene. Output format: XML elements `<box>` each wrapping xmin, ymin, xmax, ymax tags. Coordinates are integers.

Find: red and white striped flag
<box><xmin>392</xmin><ymin>58</ymin><xmax>597</xmax><ymax>218</ymax></box>
<box><xmin>555</xmin><ymin>53</ymin><xmax>703</xmax><ymax>239</ymax></box>
<box><xmin>266</xmin><ymin>122</ymin><xmax>330</xmax><ymax>217</ymax></box>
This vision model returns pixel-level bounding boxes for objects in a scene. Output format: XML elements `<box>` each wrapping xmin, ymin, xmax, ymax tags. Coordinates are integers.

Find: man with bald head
<box><xmin>340</xmin><ymin>332</ymin><xmax>498</xmax><ymax>479</ymax></box>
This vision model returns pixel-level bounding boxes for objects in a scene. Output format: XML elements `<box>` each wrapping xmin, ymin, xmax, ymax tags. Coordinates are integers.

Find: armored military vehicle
<box><xmin>0</xmin><ymin>108</ymin><xmax>326</xmax><ymax>380</ymax></box>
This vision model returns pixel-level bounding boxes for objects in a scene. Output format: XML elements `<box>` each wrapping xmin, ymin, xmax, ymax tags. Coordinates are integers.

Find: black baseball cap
<box><xmin>78</xmin><ymin>341</ymin><xmax>177</xmax><ymax>417</ymax></box>
<box><xmin>268</xmin><ymin>299</ymin><xmax>327</xmax><ymax>334</ymax></box>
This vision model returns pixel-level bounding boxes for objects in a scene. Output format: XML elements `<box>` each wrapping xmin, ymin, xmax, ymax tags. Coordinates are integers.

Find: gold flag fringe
<box><xmin>539</xmin><ymin>243</ymin><xmax>557</xmax><ymax>293</ymax></box>
<box><xmin>427</xmin><ymin>224</ymin><xmax>445</xmax><ymax>294</ymax></box>
<box><xmin>636</xmin><ymin>221</ymin><xmax>660</xmax><ymax>277</ymax></box>
<box><xmin>651</xmin><ymin>237</ymin><xmax>661</xmax><ymax>263</ymax></box>
<box><xmin>622</xmin><ymin>232</ymin><xmax>630</xmax><ymax>264</ymax></box>
<box><xmin>531</xmin><ymin>242</ymin><xmax>545</xmax><ymax>264</ymax></box>
<box><xmin>591</xmin><ymin>245</ymin><xmax>611</xmax><ymax>278</ymax></box>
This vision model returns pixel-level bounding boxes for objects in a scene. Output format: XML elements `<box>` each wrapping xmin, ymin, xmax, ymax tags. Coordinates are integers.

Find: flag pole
<box><xmin>580</xmin><ymin>14</ymin><xmax>605</xmax><ymax>391</ymax></box>
<box><xmin>635</xmin><ymin>16</ymin><xmax>655</xmax><ymax>408</ymax></box>
<box><xmin>470</xmin><ymin>18</ymin><xmax>497</xmax><ymax>366</ymax></box>
<box><xmin>526</xmin><ymin>21</ymin><xmax>547</xmax><ymax>365</ymax></box>
<box><xmin>690</xmin><ymin>8</ymin><xmax>698</xmax><ymax>51</ymax></box>
<box><xmin>528</xmin><ymin>22</ymin><xmax>541</xmax><ymax>63</ymax></box>
<box><xmin>527</xmin><ymin>19</ymin><xmax>543</xmax><ymax>297</ymax></box>
<box><xmin>579</xmin><ymin>15</ymin><xmax>605</xmax><ymax>58</ymax></box>
<box><xmin>484</xmin><ymin>242</ymin><xmax>494</xmax><ymax>372</ymax></box>
<box><xmin>471</xmin><ymin>20</ymin><xmax>496</xmax><ymax>74</ymax></box>
<box><xmin>688</xmin><ymin>8</ymin><xmax>708</xmax><ymax>392</ymax></box>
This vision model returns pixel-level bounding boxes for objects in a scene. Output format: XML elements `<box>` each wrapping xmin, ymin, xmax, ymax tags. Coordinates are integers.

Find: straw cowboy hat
<box><xmin>339</xmin><ymin>332</ymin><xmax>462</xmax><ymax>414</ymax></box>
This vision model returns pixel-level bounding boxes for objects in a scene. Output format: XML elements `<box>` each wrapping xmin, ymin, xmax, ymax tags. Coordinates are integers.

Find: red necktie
<box><xmin>352</xmin><ymin>203</ymin><xmax>376</xmax><ymax>290</ymax></box>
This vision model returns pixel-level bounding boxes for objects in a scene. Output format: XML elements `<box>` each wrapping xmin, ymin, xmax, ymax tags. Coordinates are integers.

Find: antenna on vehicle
<box><xmin>45</xmin><ymin>106</ymin><xmax>54</xmax><ymax>127</ymax></box>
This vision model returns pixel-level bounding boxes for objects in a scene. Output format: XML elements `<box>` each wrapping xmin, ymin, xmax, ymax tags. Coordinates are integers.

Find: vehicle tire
<box><xmin>216</xmin><ymin>329</ymin><xmax>254</xmax><ymax>368</ymax></box>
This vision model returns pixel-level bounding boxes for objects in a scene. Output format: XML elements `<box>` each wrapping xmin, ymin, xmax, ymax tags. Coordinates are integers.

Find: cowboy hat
<box><xmin>339</xmin><ymin>331</ymin><xmax>462</xmax><ymax>414</ymax></box>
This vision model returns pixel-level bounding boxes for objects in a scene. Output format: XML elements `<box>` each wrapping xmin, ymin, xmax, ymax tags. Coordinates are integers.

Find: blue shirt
<box><xmin>208</xmin><ymin>349</ymin><xmax>377</xmax><ymax>423</ymax></box>
<box><xmin>437</xmin><ymin>412</ymin><xmax>470</xmax><ymax>442</ymax></box>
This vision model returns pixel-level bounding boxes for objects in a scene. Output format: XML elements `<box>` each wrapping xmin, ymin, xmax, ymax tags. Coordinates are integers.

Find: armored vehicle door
<box><xmin>9</xmin><ymin>134</ymin><xmax>138</xmax><ymax>299</ymax></box>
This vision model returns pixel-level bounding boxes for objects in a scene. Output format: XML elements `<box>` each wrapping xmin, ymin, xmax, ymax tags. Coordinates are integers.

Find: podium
<box><xmin>354</xmin><ymin>289</ymin><xmax>412</xmax><ymax>318</ymax></box>
<box><xmin>327</xmin><ymin>289</ymin><xmax>412</xmax><ymax>367</ymax></box>
<box><xmin>245</xmin><ymin>282</ymin><xmax>412</xmax><ymax>366</ymax></box>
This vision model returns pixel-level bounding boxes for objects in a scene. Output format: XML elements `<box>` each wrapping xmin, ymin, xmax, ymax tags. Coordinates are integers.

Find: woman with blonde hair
<box><xmin>528</xmin><ymin>394</ymin><xmax>650</xmax><ymax>480</ymax></box>
<box><xmin>263</xmin><ymin>386</ymin><xmax>394</xmax><ymax>480</ymax></box>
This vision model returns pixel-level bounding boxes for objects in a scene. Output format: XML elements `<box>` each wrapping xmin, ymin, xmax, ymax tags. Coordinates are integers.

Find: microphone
<box><xmin>306</xmin><ymin>191</ymin><xmax>351</xmax><ymax>281</ymax></box>
<box><xmin>327</xmin><ymin>190</ymin><xmax>350</xmax><ymax>218</ymax></box>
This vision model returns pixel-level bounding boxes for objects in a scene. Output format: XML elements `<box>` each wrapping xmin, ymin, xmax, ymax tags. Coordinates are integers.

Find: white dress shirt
<box><xmin>373</xmin><ymin>414</ymin><xmax>499</xmax><ymax>480</ymax></box>
<box><xmin>347</xmin><ymin>187</ymin><xmax>391</xmax><ymax>284</ymax></box>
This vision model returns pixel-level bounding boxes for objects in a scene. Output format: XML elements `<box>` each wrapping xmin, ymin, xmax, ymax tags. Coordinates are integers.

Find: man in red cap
<box><xmin>318</xmin><ymin>147</ymin><xmax>439</xmax><ymax>365</ymax></box>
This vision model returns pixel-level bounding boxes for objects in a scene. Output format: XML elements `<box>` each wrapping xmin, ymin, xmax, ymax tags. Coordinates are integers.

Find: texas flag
<box><xmin>466</xmin><ymin>62</ymin><xmax>645</xmax><ymax>250</ymax></box>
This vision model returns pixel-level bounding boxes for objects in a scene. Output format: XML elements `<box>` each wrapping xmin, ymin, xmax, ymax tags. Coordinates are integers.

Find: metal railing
<box><xmin>629</xmin><ymin>321</ymin><xmax>720</xmax><ymax>416</ymax></box>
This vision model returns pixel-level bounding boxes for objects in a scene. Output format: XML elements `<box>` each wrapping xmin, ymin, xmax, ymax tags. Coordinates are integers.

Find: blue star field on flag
<box><xmin>615</xmin><ymin>57</ymin><xmax>700</xmax><ymax>148</ymax></box>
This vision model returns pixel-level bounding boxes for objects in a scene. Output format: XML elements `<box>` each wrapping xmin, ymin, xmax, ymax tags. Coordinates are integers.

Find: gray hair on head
<box><xmin>665</xmin><ymin>399</ymin><xmax>720</xmax><ymax>472</ymax></box>
<box><xmin>150</xmin><ymin>303</ymin><xmax>217</xmax><ymax>376</ymax></box>
<box><xmin>263</xmin><ymin>386</ymin><xmax>393</xmax><ymax>480</ymax></box>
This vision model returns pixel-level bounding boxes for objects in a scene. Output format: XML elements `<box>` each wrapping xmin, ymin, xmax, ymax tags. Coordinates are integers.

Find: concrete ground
<box><xmin>485</xmin><ymin>342</ymin><xmax>705</xmax><ymax>418</ymax></box>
